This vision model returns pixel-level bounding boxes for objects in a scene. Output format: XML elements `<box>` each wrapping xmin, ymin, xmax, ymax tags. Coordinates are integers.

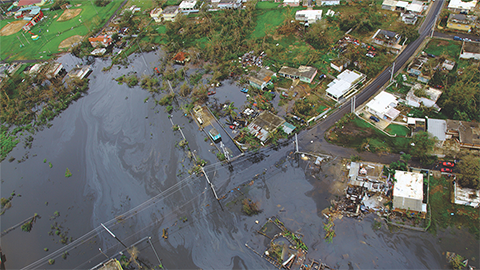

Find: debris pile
<box><xmin>240</xmin><ymin>51</ymin><xmax>266</xmax><ymax>68</ymax></box>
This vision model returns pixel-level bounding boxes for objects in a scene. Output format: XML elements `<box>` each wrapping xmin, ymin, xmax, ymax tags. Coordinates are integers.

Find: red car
<box><xmin>442</xmin><ymin>161</ymin><xmax>454</xmax><ymax>167</ymax></box>
<box><xmin>441</xmin><ymin>168</ymin><xmax>453</xmax><ymax>173</ymax></box>
<box><xmin>207</xmin><ymin>91</ymin><xmax>216</xmax><ymax>96</ymax></box>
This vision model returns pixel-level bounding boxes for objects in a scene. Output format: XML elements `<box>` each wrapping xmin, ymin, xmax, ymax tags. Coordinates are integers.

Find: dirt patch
<box><xmin>57</xmin><ymin>9</ymin><xmax>82</xmax><ymax>22</ymax></box>
<box><xmin>0</xmin><ymin>21</ymin><xmax>26</xmax><ymax>36</ymax></box>
<box><xmin>431</xmin><ymin>184</ymin><xmax>444</xmax><ymax>194</ymax></box>
<box><xmin>59</xmin><ymin>35</ymin><xmax>83</xmax><ymax>49</ymax></box>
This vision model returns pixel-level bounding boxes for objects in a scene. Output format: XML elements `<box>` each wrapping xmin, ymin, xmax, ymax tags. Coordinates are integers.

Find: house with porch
<box><xmin>278</xmin><ymin>66</ymin><xmax>317</xmax><ymax>83</ymax></box>
<box><xmin>161</xmin><ymin>6</ymin><xmax>179</xmax><ymax>22</ymax></box>
<box><xmin>248</xmin><ymin>68</ymin><xmax>276</xmax><ymax>90</ymax></box>
<box><xmin>88</xmin><ymin>35</ymin><xmax>112</xmax><ymax>48</ymax></box>
<box><xmin>150</xmin><ymin>7</ymin><xmax>163</xmax><ymax>22</ymax></box>
<box><xmin>325</xmin><ymin>69</ymin><xmax>366</xmax><ymax>102</ymax></box>
<box><xmin>447</xmin><ymin>0</ymin><xmax>478</xmax><ymax>13</ymax></box>
<box><xmin>447</xmin><ymin>14</ymin><xmax>477</xmax><ymax>31</ymax></box>
<box><xmin>295</xmin><ymin>10</ymin><xmax>322</xmax><ymax>24</ymax></box>
<box><xmin>320</xmin><ymin>0</ymin><xmax>340</xmax><ymax>5</ymax></box>
<box><xmin>179</xmin><ymin>0</ymin><xmax>201</xmax><ymax>13</ymax></box>
<box><xmin>372</xmin><ymin>29</ymin><xmax>402</xmax><ymax>48</ymax></box>
<box><xmin>217</xmin><ymin>0</ymin><xmax>241</xmax><ymax>9</ymax></box>
<box><xmin>365</xmin><ymin>91</ymin><xmax>400</xmax><ymax>121</ymax></box>
<box><xmin>283</xmin><ymin>0</ymin><xmax>300</xmax><ymax>6</ymax></box>
<box><xmin>446</xmin><ymin>120</ymin><xmax>480</xmax><ymax>149</ymax></box>
<box><xmin>460</xmin><ymin>40</ymin><xmax>480</xmax><ymax>60</ymax></box>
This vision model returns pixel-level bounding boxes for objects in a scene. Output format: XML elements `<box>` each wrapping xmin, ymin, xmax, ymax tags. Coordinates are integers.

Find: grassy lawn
<box><xmin>428</xmin><ymin>176</ymin><xmax>479</xmax><ymax>238</ymax></box>
<box><xmin>126</xmin><ymin>0</ymin><xmax>155</xmax><ymax>10</ymax></box>
<box><xmin>251</xmin><ymin>9</ymin><xmax>285</xmax><ymax>38</ymax></box>
<box><xmin>424</xmin><ymin>39</ymin><xmax>462</xmax><ymax>59</ymax></box>
<box><xmin>385</xmin><ymin>124</ymin><xmax>410</xmax><ymax>136</ymax></box>
<box><xmin>256</xmin><ymin>1</ymin><xmax>282</xmax><ymax>9</ymax></box>
<box><xmin>0</xmin><ymin>0</ymin><xmax>124</xmax><ymax>61</ymax></box>
<box><xmin>327</xmin><ymin>116</ymin><xmax>411</xmax><ymax>153</ymax></box>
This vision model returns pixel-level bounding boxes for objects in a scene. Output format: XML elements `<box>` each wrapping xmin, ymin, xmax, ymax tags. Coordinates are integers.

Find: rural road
<box><xmin>298</xmin><ymin>0</ymin><xmax>446</xmax><ymax>162</ymax></box>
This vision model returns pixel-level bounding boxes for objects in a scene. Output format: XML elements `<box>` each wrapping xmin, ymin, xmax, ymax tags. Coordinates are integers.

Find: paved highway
<box><xmin>298</xmin><ymin>0</ymin><xmax>446</xmax><ymax>156</ymax></box>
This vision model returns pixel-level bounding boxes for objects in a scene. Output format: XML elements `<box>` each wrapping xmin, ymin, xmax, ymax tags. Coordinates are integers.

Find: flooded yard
<box><xmin>0</xmin><ymin>53</ymin><xmax>478</xmax><ymax>269</ymax></box>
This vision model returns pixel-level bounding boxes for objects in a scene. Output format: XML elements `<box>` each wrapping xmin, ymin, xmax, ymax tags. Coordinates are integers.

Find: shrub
<box><xmin>242</xmin><ymin>199</ymin><xmax>261</xmax><ymax>216</ymax></box>
<box><xmin>94</xmin><ymin>0</ymin><xmax>111</xmax><ymax>6</ymax></box>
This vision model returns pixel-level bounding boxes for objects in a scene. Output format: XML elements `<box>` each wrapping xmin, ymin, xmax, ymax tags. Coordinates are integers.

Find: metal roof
<box><xmin>393</xmin><ymin>171</ymin><xmax>425</xmax><ymax>212</ymax></box>
<box><xmin>427</xmin><ymin>119</ymin><xmax>446</xmax><ymax>141</ymax></box>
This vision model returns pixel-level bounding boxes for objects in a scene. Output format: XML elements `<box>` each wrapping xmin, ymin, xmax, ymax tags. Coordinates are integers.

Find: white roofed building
<box><xmin>179</xmin><ymin>0</ymin><xmax>200</xmax><ymax>13</ymax></box>
<box><xmin>283</xmin><ymin>0</ymin><xmax>300</xmax><ymax>6</ymax></box>
<box><xmin>426</xmin><ymin>118</ymin><xmax>446</xmax><ymax>145</ymax></box>
<box><xmin>325</xmin><ymin>70</ymin><xmax>366</xmax><ymax>102</ymax></box>
<box><xmin>406</xmin><ymin>3</ymin><xmax>423</xmax><ymax>14</ymax></box>
<box><xmin>393</xmin><ymin>170</ymin><xmax>427</xmax><ymax>216</ymax></box>
<box><xmin>295</xmin><ymin>10</ymin><xmax>322</xmax><ymax>24</ymax></box>
<box><xmin>448</xmin><ymin>0</ymin><xmax>478</xmax><ymax>13</ymax></box>
<box><xmin>365</xmin><ymin>91</ymin><xmax>400</xmax><ymax>121</ymax></box>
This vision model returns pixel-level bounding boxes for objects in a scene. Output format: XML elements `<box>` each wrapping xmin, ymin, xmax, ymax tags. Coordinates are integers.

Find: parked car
<box><xmin>208</xmin><ymin>91</ymin><xmax>216</xmax><ymax>96</ymax></box>
<box><xmin>441</xmin><ymin>168</ymin><xmax>453</xmax><ymax>173</ymax></box>
<box><xmin>369</xmin><ymin>116</ymin><xmax>380</xmax><ymax>122</ymax></box>
<box><xmin>443</xmin><ymin>161</ymin><xmax>455</xmax><ymax>167</ymax></box>
<box><xmin>241</xmin><ymin>88</ymin><xmax>248</xmax><ymax>93</ymax></box>
<box><xmin>464</xmin><ymin>38</ymin><xmax>471</xmax><ymax>41</ymax></box>
<box><xmin>319</xmin><ymin>74</ymin><xmax>326</xmax><ymax>79</ymax></box>
<box><xmin>453</xmin><ymin>36</ymin><xmax>462</xmax><ymax>41</ymax></box>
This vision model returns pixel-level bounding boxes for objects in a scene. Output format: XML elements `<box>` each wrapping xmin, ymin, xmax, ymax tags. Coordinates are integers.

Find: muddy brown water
<box><xmin>0</xmin><ymin>53</ymin><xmax>478</xmax><ymax>269</ymax></box>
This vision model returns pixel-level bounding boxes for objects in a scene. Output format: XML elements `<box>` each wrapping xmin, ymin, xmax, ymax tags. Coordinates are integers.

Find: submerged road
<box><xmin>299</xmin><ymin>0</ymin><xmax>445</xmax><ymax>160</ymax></box>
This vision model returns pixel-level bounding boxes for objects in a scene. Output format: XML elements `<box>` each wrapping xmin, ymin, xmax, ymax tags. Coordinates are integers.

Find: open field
<box><xmin>0</xmin><ymin>21</ymin><xmax>26</xmax><ymax>36</ymax></box>
<box><xmin>59</xmin><ymin>35</ymin><xmax>84</xmax><ymax>49</ymax></box>
<box><xmin>327</xmin><ymin>116</ymin><xmax>411</xmax><ymax>153</ymax></box>
<box><xmin>424</xmin><ymin>39</ymin><xmax>462</xmax><ymax>59</ymax></box>
<box><xmin>57</xmin><ymin>8</ymin><xmax>82</xmax><ymax>22</ymax></box>
<box><xmin>0</xmin><ymin>0</ymin><xmax>124</xmax><ymax>61</ymax></box>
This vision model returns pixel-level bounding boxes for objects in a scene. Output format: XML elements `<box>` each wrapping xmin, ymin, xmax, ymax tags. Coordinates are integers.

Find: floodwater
<box><xmin>0</xmin><ymin>53</ymin><xmax>478</xmax><ymax>269</ymax></box>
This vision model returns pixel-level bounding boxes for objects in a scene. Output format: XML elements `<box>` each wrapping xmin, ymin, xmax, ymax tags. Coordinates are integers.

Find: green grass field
<box><xmin>256</xmin><ymin>1</ymin><xmax>281</xmax><ymax>9</ymax></box>
<box><xmin>424</xmin><ymin>39</ymin><xmax>462</xmax><ymax>59</ymax></box>
<box><xmin>251</xmin><ymin>9</ymin><xmax>285</xmax><ymax>38</ymax></box>
<box><xmin>385</xmin><ymin>124</ymin><xmax>410</xmax><ymax>136</ymax></box>
<box><xmin>329</xmin><ymin>117</ymin><xmax>411</xmax><ymax>153</ymax></box>
<box><xmin>428</xmin><ymin>176</ymin><xmax>479</xmax><ymax>238</ymax></box>
<box><xmin>0</xmin><ymin>0</ymin><xmax>123</xmax><ymax>61</ymax></box>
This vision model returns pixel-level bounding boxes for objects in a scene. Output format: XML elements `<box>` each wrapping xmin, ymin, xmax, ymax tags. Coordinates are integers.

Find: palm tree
<box><xmin>223</xmin><ymin>102</ymin><xmax>238</xmax><ymax>118</ymax></box>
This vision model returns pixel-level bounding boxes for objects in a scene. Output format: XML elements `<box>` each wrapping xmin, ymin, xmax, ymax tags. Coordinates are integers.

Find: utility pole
<box><xmin>295</xmin><ymin>133</ymin><xmax>299</xmax><ymax>153</ymax></box>
<box><xmin>147</xmin><ymin>237</ymin><xmax>163</xmax><ymax>266</ymax></box>
<box><xmin>98</xmin><ymin>248</ymin><xmax>108</xmax><ymax>259</ymax></box>
<box><xmin>390</xmin><ymin>62</ymin><xmax>395</xmax><ymax>82</ymax></box>
<box><xmin>431</xmin><ymin>13</ymin><xmax>439</xmax><ymax>38</ymax></box>
<box><xmin>101</xmin><ymin>223</ymin><xmax>128</xmax><ymax>248</ymax></box>
<box><xmin>351</xmin><ymin>95</ymin><xmax>356</xmax><ymax>113</ymax></box>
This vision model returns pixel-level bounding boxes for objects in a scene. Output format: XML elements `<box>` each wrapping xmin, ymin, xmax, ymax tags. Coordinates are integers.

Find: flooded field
<box><xmin>0</xmin><ymin>53</ymin><xmax>478</xmax><ymax>269</ymax></box>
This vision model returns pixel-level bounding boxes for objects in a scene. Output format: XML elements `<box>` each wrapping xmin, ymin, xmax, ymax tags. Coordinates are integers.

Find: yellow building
<box><xmin>161</xmin><ymin>6</ymin><xmax>179</xmax><ymax>22</ymax></box>
<box><xmin>447</xmin><ymin>14</ymin><xmax>477</xmax><ymax>32</ymax></box>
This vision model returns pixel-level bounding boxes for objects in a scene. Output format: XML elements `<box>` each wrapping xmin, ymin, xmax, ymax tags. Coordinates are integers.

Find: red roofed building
<box><xmin>18</xmin><ymin>0</ymin><xmax>46</xmax><ymax>7</ymax></box>
<box><xmin>88</xmin><ymin>35</ymin><xmax>112</xmax><ymax>48</ymax></box>
<box><xmin>172</xmin><ymin>52</ymin><xmax>190</xmax><ymax>64</ymax></box>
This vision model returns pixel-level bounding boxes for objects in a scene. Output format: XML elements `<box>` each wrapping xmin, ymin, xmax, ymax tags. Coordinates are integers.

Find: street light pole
<box><xmin>100</xmin><ymin>223</ymin><xmax>128</xmax><ymax>248</ymax></box>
